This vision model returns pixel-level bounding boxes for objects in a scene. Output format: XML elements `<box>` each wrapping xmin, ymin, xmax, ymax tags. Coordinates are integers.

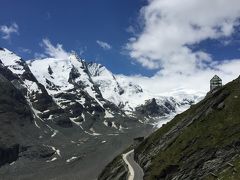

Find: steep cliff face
<box><xmin>99</xmin><ymin>76</ymin><xmax>240</xmax><ymax>180</ymax></box>
<box><xmin>0</xmin><ymin>64</ymin><xmax>55</xmax><ymax>168</ymax></box>
<box><xmin>0</xmin><ymin>72</ymin><xmax>31</xmax><ymax>166</ymax></box>
<box><xmin>0</xmin><ymin>48</ymin><xmax>71</xmax><ymax>128</ymax></box>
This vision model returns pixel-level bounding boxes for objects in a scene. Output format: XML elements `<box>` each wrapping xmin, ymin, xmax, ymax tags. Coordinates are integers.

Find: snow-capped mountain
<box><xmin>88</xmin><ymin>62</ymin><xmax>203</xmax><ymax>121</ymax></box>
<box><xmin>0</xmin><ymin>47</ymin><xmax>202</xmax><ymax>125</ymax></box>
<box><xmin>88</xmin><ymin>62</ymin><xmax>145</xmax><ymax>111</ymax></box>
<box><xmin>0</xmin><ymin>47</ymin><xmax>203</xmax><ymax>180</ymax></box>
<box><xmin>26</xmin><ymin>52</ymin><xmax>202</xmax><ymax>122</ymax></box>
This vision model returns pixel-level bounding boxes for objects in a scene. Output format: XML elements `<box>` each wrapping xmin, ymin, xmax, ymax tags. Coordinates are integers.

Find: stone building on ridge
<box><xmin>210</xmin><ymin>75</ymin><xmax>222</xmax><ymax>91</ymax></box>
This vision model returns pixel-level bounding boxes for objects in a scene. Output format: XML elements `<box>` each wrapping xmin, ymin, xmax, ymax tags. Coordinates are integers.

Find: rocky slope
<box><xmin>0</xmin><ymin>47</ymin><xmax>202</xmax><ymax>179</ymax></box>
<box><xmin>99</xmin><ymin>76</ymin><xmax>240</xmax><ymax>180</ymax></box>
<box><xmin>0</xmin><ymin>48</ymin><xmax>150</xmax><ymax>179</ymax></box>
<box><xmin>0</xmin><ymin>55</ymin><xmax>57</xmax><ymax>174</ymax></box>
<box><xmin>88</xmin><ymin>62</ymin><xmax>202</xmax><ymax>116</ymax></box>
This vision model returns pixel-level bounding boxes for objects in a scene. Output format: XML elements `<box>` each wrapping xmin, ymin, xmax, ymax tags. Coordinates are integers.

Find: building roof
<box><xmin>210</xmin><ymin>75</ymin><xmax>222</xmax><ymax>82</ymax></box>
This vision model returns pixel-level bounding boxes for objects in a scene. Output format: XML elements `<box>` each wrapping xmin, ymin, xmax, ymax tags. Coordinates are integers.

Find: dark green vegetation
<box><xmin>99</xmin><ymin>76</ymin><xmax>240</xmax><ymax>180</ymax></box>
<box><xmin>203</xmin><ymin>154</ymin><xmax>240</xmax><ymax>180</ymax></box>
<box><xmin>135</xmin><ymin>76</ymin><xmax>240</xmax><ymax>179</ymax></box>
<box><xmin>98</xmin><ymin>146</ymin><xmax>134</xmax><ymax>180</ymax></box>
<box><xmin>99</xmin><ymin>154</ymin><xmax>128</xmax><ymax>180</ymax></box>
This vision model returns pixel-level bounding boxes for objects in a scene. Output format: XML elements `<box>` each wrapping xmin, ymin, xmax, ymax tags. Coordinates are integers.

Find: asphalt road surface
<box><xmin>122</xmin><ymin>150</ymin><xmax>144</xmax><ymax>180</ymax></box>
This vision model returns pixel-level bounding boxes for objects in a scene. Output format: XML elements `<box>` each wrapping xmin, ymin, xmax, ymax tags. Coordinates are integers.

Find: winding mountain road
<box><xmin>122</xmin><ymin>150</ymin><xmax>144</xmax><ymax>180</ymax></box>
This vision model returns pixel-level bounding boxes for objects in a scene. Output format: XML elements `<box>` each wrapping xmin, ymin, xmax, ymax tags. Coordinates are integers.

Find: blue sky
<box><xmin>0</xmin><ymin>0</ymin><xmax>157</xmax><ymax>76</ymax></box>
<box><xmin>0</xmin><ymin>0</ymin><xmax>240</xmax><ymax>86</ymax></box>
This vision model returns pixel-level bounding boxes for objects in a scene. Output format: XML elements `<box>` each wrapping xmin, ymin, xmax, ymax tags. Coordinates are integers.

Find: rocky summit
<box><xmin>99</xmin><ymin>76</ymin><xmax>240</xmax><ymax>180</ymax></box>
<box><xmin>0</xmin><ymin>48</ymin><xmax>200</xmax><ymax>180</ymax></box>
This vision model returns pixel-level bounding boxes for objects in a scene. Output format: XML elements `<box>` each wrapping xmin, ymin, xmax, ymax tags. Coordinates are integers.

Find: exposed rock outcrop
<box><xmin>99</xmin><ymin>76</ymin><xmax>240</xmax><ymax>180</ymax></box>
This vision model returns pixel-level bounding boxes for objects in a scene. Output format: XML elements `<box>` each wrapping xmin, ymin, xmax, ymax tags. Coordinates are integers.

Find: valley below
<box><xmin>0</xmin><ymin>48</ymin><xmax>201</xmax><ymax>180</ymax></box>
<box><xmin>1</xmin><ymin>1</ymin><xmax>240</xmax><ymax>179</ymax></box>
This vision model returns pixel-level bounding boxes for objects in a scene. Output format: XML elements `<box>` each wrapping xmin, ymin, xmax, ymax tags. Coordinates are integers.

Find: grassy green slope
<box><xmin>135</xmin><ymin>76</ymin><xmax>240</xmax><ymax>179</ymax></box>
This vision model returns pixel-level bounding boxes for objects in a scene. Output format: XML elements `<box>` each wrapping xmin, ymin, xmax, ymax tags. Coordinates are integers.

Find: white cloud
<box><xmin>124</xmin><ymin>0</ymin><xmax>240</xmax><ymax>94</ymax></box>
<box><xmin>128</xmin><ymin>59</ymin><xmax>240</xmax><ymax>94</ymax></box>
<box><xmin>96</xmin><ymin>40</ymin><xmax>112</xmax><ymax>50</ymax></box>
<box><xmin>127</xmin><ymin>0</ymin><xmax>240</xmax><ymax>74</ymax></box>
<box><xmin>40</xmin><ymin>38</ymin><xmax>69</xmax><ymax>59</ymax></box>
<box><xmin>0</xmin><ymin>23</ymin><xmax>19</xmax><ymax>40</ymax></box>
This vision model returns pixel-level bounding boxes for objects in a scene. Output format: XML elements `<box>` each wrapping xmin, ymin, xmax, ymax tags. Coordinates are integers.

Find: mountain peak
<box><xmin>88</xmin><ymin>62</ymin><xmax>112</xmax><ymax>77</ymax></box>
<box><xmin>0</xmin><ymin>48</ymin><xmax>26</xmax><ymax>75</ymax></box>
<box><xmin>0</xmin><ymin>47</ymin><xmax>204</xmax><ymax>180</ymax></box>
<box><xmin>69</xmin><ymin>51</ymin><xmax>82</xmax><ymax>63</ymax></box>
